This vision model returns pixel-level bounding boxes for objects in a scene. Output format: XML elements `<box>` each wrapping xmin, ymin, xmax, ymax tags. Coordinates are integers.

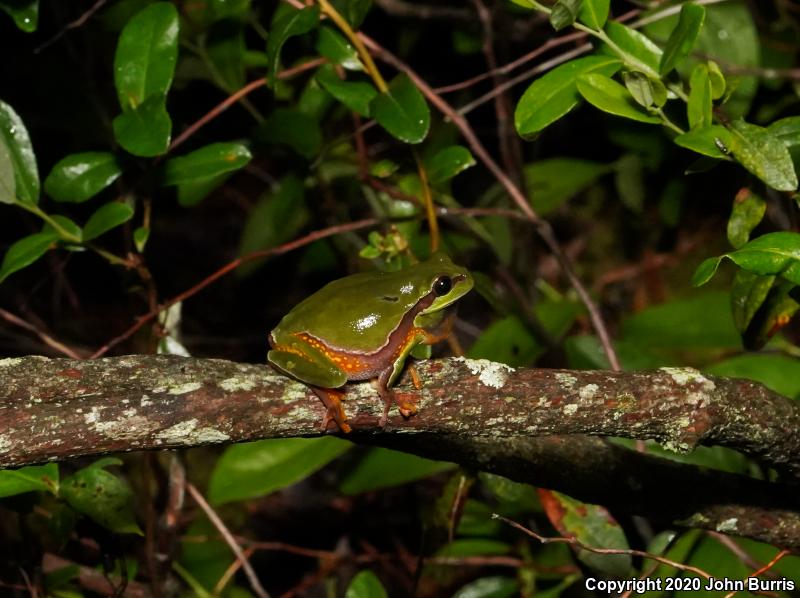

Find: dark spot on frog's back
<box><xmin>381</xmin><ymin>295</ymin><xmax>399</xmax><ymax>302</ymax></box>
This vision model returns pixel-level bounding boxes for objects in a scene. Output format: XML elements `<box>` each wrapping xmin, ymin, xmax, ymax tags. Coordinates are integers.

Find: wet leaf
<box><xmin>112</xmin><ymin>94</ymin><xmax>172</xmax><ymax>157</ymax></box>
<box><xmin>316</xmin><ymin>26</ymin><xmax>363</xmax><ymax>70</ymax></box>
<box><xmin>0</xmin><ymin>463</ymin><xmax>58</xmax><ymax>497</ymax></box>
<box><xmin>515</xmin><ymin>55</ymin><xmax>621</xmax><ymax>138</ymax></box>
<box><xmin>114</xmin><ymin>2</ymin><xmax>179</xmax><ymax>110</ymax></box>
<box><xmin>0</xmin><ymin>0</ymin><xmax>37</xmax><ymax>32</ymax></box>
<box><xmin>658</xmin><ymin>2</ymin><xmax>705</xmax><ymax>75</ymax></box>
<box><xmin>0</xmin><ymin>137</ymin><xmax>15</xmax><ymax>204</ymax></box>
<box><xmin>370</xmin><ymin>73</ymin><xmax>430</xmax><ymax>144</ymax></box>
<box><xmin>44</xmin><ymin>152</ymin><xmax>123</xmax><ymax>203</ymax></box>
<box><xmin>0</xmin><ymin>99</ymin><xmax>39</xmax><ymax>203</ymax></box>
<box><xmin>425</xmin><ymin>145</ymin><xmax>476</xmax><ymax>184</ymax></box>
<box><xmin>577</xmin><ymin>73</ymin><xmax>661</xmax><ymax>124</ymax></box>
<box><xmin>82</xmin><ymin>202</ymin><xmax>135</xmax><ymax>241</ymax></box>
<box><xmin>163</xmin><ymin>142</ymin><xmax>251</xmax><ymax>185</ymax></box>
<box><xmin>693</xmin><ymin>232</ymin><xmax>800</xmax><ymax>287</ymax></box>
<box><xmin>208</xmin><ymin>437</ymin><xmax>350</xmax><ymax>505</ymax></box>
<box><xmin>728</xmin><ymin>120</ymin><xmax>798</xmax><ymax>191</ymax></box>
<box><xmin>266</xmin><ymin>5</ymin><xmax>320</xmax><ymax>84</ymax></box>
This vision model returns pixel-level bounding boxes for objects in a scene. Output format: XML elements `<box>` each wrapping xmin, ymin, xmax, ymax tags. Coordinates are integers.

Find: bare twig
<box><xmin>35</xmin><ymin>0</ymin><xmax>109</xmax><ymax>53</ymax></box>
<box><xmin>0</xmin><ymin>307</ymin><xmax>86</xmax><ymax>359</ymax></box>
<box><xmin>186</xmin><ymin>483</ymin><xmax>270</xmax><ymax>598</ymax></box>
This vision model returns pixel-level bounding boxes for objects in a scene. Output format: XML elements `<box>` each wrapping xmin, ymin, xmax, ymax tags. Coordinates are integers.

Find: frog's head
<box><xmin>412</xmin><ymin>252</ymin><xmax>474</xmax><ymax>315</ymax></box>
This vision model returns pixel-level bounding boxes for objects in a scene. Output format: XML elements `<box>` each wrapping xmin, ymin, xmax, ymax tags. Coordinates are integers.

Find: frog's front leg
<box><xmin>375</xmin><ymin>368</ymin><xmax>419</xmax><ymax>427</ymax></box>
<box><xmin>312</xmin><ymin>387</ymin><xmax>352</xmax><ymax>434</ymax></box>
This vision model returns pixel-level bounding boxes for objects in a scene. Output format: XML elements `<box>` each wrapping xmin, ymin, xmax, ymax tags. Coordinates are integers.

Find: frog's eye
<box><xmin>433</xmin><ymin>275</ymin><xmax>452</xmax><ymax>296</ymax></box>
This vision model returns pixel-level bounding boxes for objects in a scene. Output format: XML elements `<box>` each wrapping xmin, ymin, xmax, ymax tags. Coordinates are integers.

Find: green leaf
<box><xmin>0</xmin><ymin>231</ymin><xmax>57</xmax><ymax>283</ymax></box>
<box><xmin>0</xmin><ymin>137</ymin><xmax>15</xmax><ymax>204</ymax></box>
<box><xmin>330</xmin><ymin>0</ymin><xmax>371</xmax><ymax>28</ymax></box>
<box><xmin>44</xmin><ymin>215</ymin><xmax>82</xmax><ymax>241</ymax></box>
<box><xmin>340</xmin><ymin>448</ymin><xmax>453</xmax><ymax>495</ymax></box>
<box><xmin>687</xmin><ymin>63</ymin><xmax>712</xmax><ymax>129</ymax></box>
<box><xmin>206</xmin><ymin>20</ymin><xmax>246</xmax><ymax>90</ymax></box>
<box><xmin>0</xmin><ymin>99</ymin><xmax>39</xmax><ymax>203</ymax></box>
<box><xmin>673</xmin><ymin>124</ymin><xmax>731</xmax><ymax>159</ymax></box>
<box><xmin>425</xmin><ymin>145</ymin><xmax>476</xmax><ymax>184</ymax></box>
<box><xmin>60</xmin><ymin>458</ymin><xmax>142</xmax><ymax>535</ymax></box>
<box><xmin>514</xmin><ymin>55</ymin><xmax>621</xmax><ymax>138</ymax></box>
<box><xmin>522</xmin><ymin>158</ymin><xmax>611</xmax><ymax>214</ymax></box>
<box><xmin>614</xmin><ymin>153</ymin><xmax>645</xmax><ymax>212</ymax></box>
<box><xmin>707</xmin><ymin>354</ymin><xmax>800</xmax><ymax>399</ymax></box>
<box><xmin>208</xmin><ymin>437</ymin><xmax>350</xmax><ymax>505</ymax></box>
<box><xmin>44</xmin><ymin>152</ymin><xmax>123</xmax><ymax>203</ymax></box>
<box><xmin>452</xmin><ymin>577</ymin><xmax>519</xmax><ymax>598</ymax></box>
<box><xmin>693</xmin><ymin>232</ymin><xmax>800</xmax><ymax>286</ymax></box>
<box><xmin>83</xmin><ymin>202</ymin><xmax>135</xmax><ymax>241</ymax></box>
<box><xmin>436</xmin><ymin>539</ymin><xmax>511</xmax><ymax>557</ymax></box>
<box><xmin>238</xmin><ymin>174</ymin><xmax>309</xmax><ymax>261</ymax></box>
<box><xmin>112</xmin><ymin>94</ymin><xmax>172</xmax><ymax>157</ymax></box>
<box><xmin>134</xmin><ymin>226</ymin><xmax>149</xmax><ymax>251</ymax></box>
<box><xmin>769</xmin><ymin>116</ymin><xmax>800</xmax><ymax>148</ymax></box>
<box><xmin>346</xmin><ymin>570</ymin><xmax>387</xmax><ymax>598</ymax></box>
<box><xmin>266</xmin><ymin>5</ymin><xmax>320</xmax><ymax>85</ymax></box>
<box><xmin>550</xmin><ymin>0</ymin><xmax>581</xmax><ymax>31</ymax></box>
<box><xmin>707</xmin><ymin>60</ymin><xmax>725</xmax><ymax>99</ymax></box>
<box><xmin>622</xmin><ymin>71</ymin><xmax>666</xmax><ymax>109</ymax></box>
<box><xmin>163</xmin><ymin>142</ymin><xmax>251</xmax><ymax>185</ymax></box>
<box><xmin>603</xmin><ymin>22</ymin><xmax>662</xmax><ymax>74</ymax></box>
<box><xmin>0</xmin><ymin>463</ymin><xmax>58</xmax><ymax>497</ymax></box>
<box><xmin>370</xmin><ymin>73</ymin><xmax>430</xmax><ymax>144</ymax></box>
<box><xmin>727</xmin><ymin>188</ymin><xmax>765</xmax><ymax>249</ymax></box>
<box><xmin>0</xmin><ymin>0</ymin><xmax>37</xmax><ymax>32</ymax></box>
<box><xmin>468</xmin><ymin>315</ymin><xmax>540</xmax><ymax>367</ymax></box>
<box><xmin>577</xmin><ymin>0</ymin><xmax>608</xmax><ymax>30</ymax></box>
<box><xmin>316</xmin><ymin>26</ymin><xmax>363</xmax><ymax>71</ymax></box>
<box><xmin>738</xmin><ymin>277</ymin><xmax>798</xmax><ymax>350</ymax></box>
<box><xmin>541</xmin><ymin>490</ymin><xmax>633</xmax><ymax>577</ymax></box>
<box><xmin>315</xmin><ymin>64</ymin><xmax>376</xmax><ymax>117</ymax></box>
<box><xmin>658</xmin><ymin>2</ymin><xmax>705</xmax><ymax>75</ymax></box>
<box><xmin>256</xmin><ymin>108</ymin><xmax>321</xmax><ymax>158</ymax></box>
<box><xmin>576</xmin><ymin>73</ymin><xmax>661</xmax><ymax>124</ymax></box>
<box><xmin>114</xmin><ymin>2</ymin><xmax>179</xmax><ymax>111</ymax></box>
<box><xmin>730</xmin><ymin>270</ymin><xmax>774</xmax><ymax>332</ymax></box>
<box><xmin>177</xmin><ymin>172</ymin><xmax>231</xmax><ymax>207</ymax></box>
<box><xmin>728</xmin><ymin>120</ymin><xmax>798</xmax><ymax>192</ymax></box>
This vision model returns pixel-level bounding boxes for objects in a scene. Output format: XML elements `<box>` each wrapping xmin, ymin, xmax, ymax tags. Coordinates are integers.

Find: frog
<box><xmin>268</xmin><ymin>252</ymin><xmax>473</xmax><ymax>433</ymax></box>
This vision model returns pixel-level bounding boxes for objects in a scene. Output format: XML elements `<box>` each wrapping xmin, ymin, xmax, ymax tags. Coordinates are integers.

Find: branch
<box><xmin>1</xmin><ymin>356</ymin><xmax>799</xmax><ymax>548</ymax></box>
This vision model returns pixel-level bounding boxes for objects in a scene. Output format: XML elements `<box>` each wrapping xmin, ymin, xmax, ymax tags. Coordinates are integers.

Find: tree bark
<box><xmin>1</xmin><ymin>355</ymin><xmax>798</xmax><ymax>548</ymax></box>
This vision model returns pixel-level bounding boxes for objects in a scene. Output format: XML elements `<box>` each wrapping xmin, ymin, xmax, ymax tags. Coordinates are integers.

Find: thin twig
<box><xmin>35</xmin><ymin>0</ymin><xmax>109</xmax><ymax>53</ymax></box>
<box><xmin>186</xmin><ymin>483</ymin><xmax>270</xmax><ymax>598</ymax></box>
<box><xmin>722</xmin><ymin>550</ymin><xmax>792</xmax><ymax>598</ymax></box>
<box><xmin>0</xmin><ymin>307</ymin><xmax>86</xmax><ymax>359</ymax></box>
<box><xmin>494</xmin><ymin>514</ymin><xmax>713</xmax><ymax>579</ymax></box>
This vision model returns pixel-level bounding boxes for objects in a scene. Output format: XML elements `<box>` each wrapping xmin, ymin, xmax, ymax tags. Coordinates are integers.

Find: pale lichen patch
<box><xmin>564</xmin><ymin>403</ymin><xmax>579</xmax><ymax>416</ymax></box>
<box><xmin>0</xmin><ymin>357</ymin><xmax>24</xmax><ymax>368</ymax></box>
<box><xmin>95</xmin><ymin>415</ymin><xmax>155</xmax><ymax>439</ymax></box>
<box><xmin>454</xmin><ymin>357</ymin><xmax>514</xmax><ymax>389</ymax></box>
<box><xmin>0</xmin><ymin>435</ymin><xmax>10</xmax><ymax>454</ymax></box>
<box><xmin>140</xmin><ymin>395</ymin><xmax>152</xmax><ymax>407</ymax></box>
<box><xmin>84</xmin><ymin>407</ymin><xmax>100</xmax><ymax>425</ymax></box>
<box><xmin>219</xmin><ymin>376</ymin><xmax>258</xmax><ymax>392</ymax></box>
<box><xmin>155</xmin><ymin>419</ymin><xmax>228</xmax><ymax>444</ymax></box>
<box><xmin>579</xmin><ymin>384</ymin><xmax>599</xmax><ymax>400</ymax></box>
<box><xmin>168</xmin><ymin>382</ymin><xmax>203</xmax><ymax>395</ymax></box>
<box><xmin>555</xmin><ymin>372</ymin><xmax>577</xmax><ymax>388</ymax></box>
<box><xmin>716</xmin><ymin>518</ymin><xmax>738</xmax><ymax>533</ymax></box>
<box><xmin>660</xmin><ymin>367</ymin><xmax>716</xmax><ymax>391</ymax></box>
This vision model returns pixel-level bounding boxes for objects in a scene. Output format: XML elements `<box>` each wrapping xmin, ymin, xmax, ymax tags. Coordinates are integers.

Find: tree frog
<box><xmin>268</xmin><ymin>253</ymin><xmax>473</xmax><ymax>432</ymax></box>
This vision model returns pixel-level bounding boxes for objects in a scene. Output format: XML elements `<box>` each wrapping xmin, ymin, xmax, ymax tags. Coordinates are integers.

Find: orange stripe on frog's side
<box><xmin>293</xmin><ymin>332</ymin><xmax>372</xmax><ymax>375</ymax></box>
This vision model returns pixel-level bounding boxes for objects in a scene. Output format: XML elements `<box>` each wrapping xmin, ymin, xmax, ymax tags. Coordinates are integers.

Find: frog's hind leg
<box><xmin>312</xmin><ymin>387</ymin><xmax>352</xmax><ymax>434</ymax></box>
<box><xmin>375</xmin><ymin>368</ymin><xmax>419</xmax><ymax>427</ymax></box>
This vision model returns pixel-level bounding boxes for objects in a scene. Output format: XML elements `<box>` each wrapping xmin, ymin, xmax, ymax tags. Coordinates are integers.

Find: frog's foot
<box><xmin>377</xmin><ymin>389</ymin><xmax>420</xmax><ymax>427</ymax></box>
<box><xmin>312</xmin><ymin>388</ymin><xmax>352</xmax><ymax>434</ymax></box>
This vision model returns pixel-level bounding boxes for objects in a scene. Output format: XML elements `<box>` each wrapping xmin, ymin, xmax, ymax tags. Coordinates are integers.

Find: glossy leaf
<box><xmin>730</xmin><ymin>270</ymin><xmax>774</xmax><ymax>333</ymax></box>
<box><xmin>44</xmin><ymin>152</ymin><xmax>123</xmax><ymax>203</ymax></box>
<box><xmin>673</xmin><ymin>124</ymin><xmax>731</xmax><ymax>159</ymax></box>
<box><xmin>266</xmin><ymin>5</ymin><xmax>320</xmax><ymax>84</ymax></box>
<box><xmin>256</xmin><ymin>108</ymin><xmax>321</xmax><ymax>158</ymax></box>
<box><xmin>622</xmin><ymin>71</ymin><xmax>666</xmax><ymax>108</ymax></box>
<box><xmin>370</xmin><ymin>73</ymin><xmax>430</xmax><ymax>144</ymax></box>
<box><xmin>0</xmin><ymin>231</ymin><xmax>57</xmax><ymax>283</ymax></box>
<box><xmin>687</xmin><ymin>64</ymin><xmax>712</xmax><ymax>129</ymax></box>
<box><xmin>114</xmin><ymin>2</ymin><xmax>179</xmax><ymax>110</ymax></box>
<box><xmin>452</xmin><ymin>577</ymin><xmax>519</xmax><ymax>598</ymax></box>
<box><xmin>60</xmin><ymin>458</ymin><xmax>142</xmax><ymax>535</ymax></box>
<box><xmin>83</xmin><ymin>202</ymin><xmax>135</xmax><ymax>241</ymax></box>
<box><xmin>340</xmin><ymin>448</ymin><xmax>453</xmax><ymax>495</ymax></box>
<box><xmin>0</xmin><ymin>99</ymin><xmax>39</xmax><ymax>203</ymax></box>
<box><xmin>576</xmin><ymin>73</ymin><xmax>661</xmax><ymax>124</ymax></box>
<box><xmin>708</xmin><ymin>354</ymin><xmax>800</xmax><ymax>399</ymax></box>
<box><xmin>693</xmin><ymin>232</ymin><xmax>800</xmax><ymax>287</ymax></box>
<box><xmin>315</xmin><ymin>64</ymin><xmax>376</xmax><ymax>116</ymax></box>
<box><xmin>515</xmin><ymin>56</ymin><xmax>621</xmax><ymax>138</ymax></box>
<box><xmin>728</xmin><ymin>120</ymin><xmax>798</xmax><ymax>192</ymax></box>
<box><xmin>163</xmin><ymin>142</ymin><xmax>251</xmax><ymax>185</ymax></box>
<box><xmin>208</xmin><ymin>437</ymin><xmax>350</xmax><ymax>505</ymax></box>
<box><xmin>0</xmin><ymin>137</ymin><xmax>14</xmax><ymax>204</ymax></box>
<box><xmin>425</xmin><ymin>145</ymin><xmax>476</xmax><ymax>184</ymax></box>
<box><xmin>346</xmin><ymin>570</ymin><xmax>387</xmax><ymax>598</ymax></box>
<box><xmin>603</xmin><ymin>22</ymin><xmax>662</xmax><ymax>73</ymax></box>
<box><xmin>44</xmin><ymin>215</ymin><xmax>82</xmax><ymax>241</ymax></box>
<box><xmin>658</xmin><ymin>2</ymin><xmax>705</xmax><ymax>75</ymax></box>
<box><xmin>523</xmin><ymin>158</ymin><xmax>611</xmax><ymax>214</ymax></box>
<box><xmin>539</xmin><ymin>489</ymin><xmax>633</xmax><ymax>577</ymax></box>
<box><xmin>578</xmin><ymin>0</ymin><xmax>609</xmax><ymax>30</ymax></box>
<box><xmin>316</xmin><ymin>26</ymin><xmax>362</xmax><ymax>70</ymax></box>
<box><xmin>112</xmin><ymin>95</ymin><xmax>172</xmax><ymax>157</ymax></box>
<box><xmin>550</xmin><ymin>0</ymin><xmax>580</xmax><ymax>31</ymax></box>
<box><xmin>0</xmin><ymin>463</ymin><xmax>58</xmax><ymax>498</ymax></box>
<box><xmin>727</xmin><ymin>188</ymin><xmax>765</xmax><ymax>249</ymax></box>
<box><xmin>0</xmin><ymin>0</ymin><xmax>37</xmax><ymax>32</ymax></box>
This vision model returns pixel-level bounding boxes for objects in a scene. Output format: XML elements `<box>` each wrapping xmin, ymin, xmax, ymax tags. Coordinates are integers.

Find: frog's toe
<box><xmin>395</xmin><ymin>392</ymin><xmax>419</xmax><ymax>418</ymax></box>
